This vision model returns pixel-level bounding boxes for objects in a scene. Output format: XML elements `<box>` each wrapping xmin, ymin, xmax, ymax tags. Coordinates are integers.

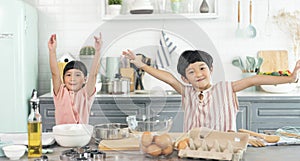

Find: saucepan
<box><xmin>93</xmin><ymin>123</ymin><xmax>129</xmax><ymax>142</ymax></box>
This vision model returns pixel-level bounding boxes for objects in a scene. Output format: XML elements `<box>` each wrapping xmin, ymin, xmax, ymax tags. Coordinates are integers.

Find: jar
<box><xmin>112</xmin><ymin>74</ymin><xmax>130</xmax><ymax>94</ymax></box>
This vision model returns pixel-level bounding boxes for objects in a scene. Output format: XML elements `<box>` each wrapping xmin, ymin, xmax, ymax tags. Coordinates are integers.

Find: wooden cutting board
<box><xmin>257</xmin><ymin>50</ymin><xmax>289</xmax><ymax>72</ymax></box>
<box><xmin>98</xmin><ymin>137</ymin><xmax>140</xmax><ymax>151</ymax></box>
<box><xmin>98</xmin><ymin>133</ymin><xmax>183</xmax><ymax>151</ymax></box>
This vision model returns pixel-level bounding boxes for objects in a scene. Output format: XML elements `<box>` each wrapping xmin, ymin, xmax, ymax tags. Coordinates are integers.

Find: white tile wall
<box><xmin>24</xmin><ymin>0</ymin><xmax>300</xmax><ymax>94</ymax></box>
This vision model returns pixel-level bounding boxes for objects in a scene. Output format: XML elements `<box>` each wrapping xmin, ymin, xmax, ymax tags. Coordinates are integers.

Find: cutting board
<box><xmin>98</xmin><ymin>133</ymin><xmax>183</xmax><ymax>151</ymax></box>
<box><xmin>257</xmin><ymin>50</ymin><xmax>289</xmax><ymax>72</ymax></box>
<box><xmin>98</xmin><ymin>137</ymin><xmax>140</xmax><ymax>151</ymax></box>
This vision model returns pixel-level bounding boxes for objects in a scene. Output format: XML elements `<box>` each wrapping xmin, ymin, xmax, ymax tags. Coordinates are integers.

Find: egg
<box><xmin>162</xmin><ymin>145</ymin><xmax>173</xmax><ymax>155</ymax></box>
<box><xmin>147</xmin><ymin>144</ymin><xmax>162</xmax><ymax>156</ymax></box>
<box><xmin>177</xmin><ymin>139</ymin><xmax>189</xmax><ymax>150</ymax></box>
<box><xmin>141</xmin><ymin>131</ymin><xmax>153</xmax><ymax>147</ymax></box>
<box><xmin>154</xmin><ymin>133</ymin><xmax>172</xmax><ymax>149</ymax></box>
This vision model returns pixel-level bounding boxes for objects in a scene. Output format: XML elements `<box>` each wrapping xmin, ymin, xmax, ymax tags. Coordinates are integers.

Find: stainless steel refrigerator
<box><xmin>0</xmin><ymin>0</ymin><xmax>38</xmax><ymax>132</ymax></box>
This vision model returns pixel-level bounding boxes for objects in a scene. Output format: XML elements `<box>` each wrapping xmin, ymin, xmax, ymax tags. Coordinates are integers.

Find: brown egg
<box><xmin>141</xmin><ymin>131</ymin><xmax>153</xmax><ymax>147</ymax></box>
<box><xmin>147</xmin><ymin>144</ymin><xmax>162</xmax><ymax>156</ymax></box>
<box><xmin>154</xmin><ymin>134</ymin><xmax>172</xmax><ymax>149</ymax></box>
<box><xmin>141</xmin><ymin>145</ymin><xmax>148</xmax><ymax>153</ymax></box>
<box><xmin>162</xmin><ymin>145</ymin><xmax>173</xmax><ymax>155</ymax></box>
<box><xmin>177</xmin><ymin>139</ymin><xmax>189</xmax><ymax>150</ymax></box>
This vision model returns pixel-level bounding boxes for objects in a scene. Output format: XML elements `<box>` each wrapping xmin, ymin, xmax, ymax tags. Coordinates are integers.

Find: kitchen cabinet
<box><xmin>39</xmin><ymin>92</ymin><xmax>300</xmax><ymax>133</ymax></box>
<box><xmin>101</xmin><ymin>0</ymin><xmax>219</xmax><ymax>20</ymax></box>
<box><xmin>238</xmin><ymin>93</ymin><xmax>300</xmax><ymax>133</ymax></box>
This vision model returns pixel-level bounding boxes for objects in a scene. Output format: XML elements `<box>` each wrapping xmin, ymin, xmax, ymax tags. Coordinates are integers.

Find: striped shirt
<box><xmin>182</xmin><ymin>81</ymin><xmax>238</xmax><ymax>132</ymax></box>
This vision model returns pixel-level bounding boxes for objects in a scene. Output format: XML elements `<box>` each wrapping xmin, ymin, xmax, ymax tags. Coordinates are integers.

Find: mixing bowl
<box><xmin>126</xmin><ymin>115</ymin><xmax>173</xmax><ymax>136</ymax></box>
<box><xmin>93</xmin><ymin>123</ymin><xmax>129</xmax><ymax>141</ymax></box>
<box><xmin>53</xmin><ymin>124</ymin><xmax>93</xmax><ymax>147</ymax></box>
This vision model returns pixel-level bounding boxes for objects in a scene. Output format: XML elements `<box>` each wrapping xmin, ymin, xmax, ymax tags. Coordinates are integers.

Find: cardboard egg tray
<box><xmin>177</xmin><ymin>129</ymin><xmax>249</xmax><ymax>161</ymax></box>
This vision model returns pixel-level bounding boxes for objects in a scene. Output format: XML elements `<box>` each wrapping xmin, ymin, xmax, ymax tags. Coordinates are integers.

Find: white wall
<box><xmin>23</xmin><ymin>0</ymin><xmax>300</xmax><ymax>94</ymax></box>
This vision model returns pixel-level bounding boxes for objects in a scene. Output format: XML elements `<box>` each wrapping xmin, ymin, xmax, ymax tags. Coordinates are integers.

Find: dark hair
<box><xmin>63</xmin><ymin>60</ymin><xmax>88</xmax><ymax>77</ymax></box>
<box><xmin>177</xmin><ymin>50</ymin><xmax>213</xmax><ymax>78</ymax></box>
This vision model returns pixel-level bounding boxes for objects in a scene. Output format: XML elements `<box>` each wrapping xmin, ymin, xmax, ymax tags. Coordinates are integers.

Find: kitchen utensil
<box><xmin>93</xmin><ymin>123</ymin><xmax>129</xmax><ymax>141</ymax></box>
<box><xmin>232</xmin><ymin>57</ymin><xmax>246</xmax><ymax>72</ymax></box>
<box><xmin>264</xmin><ymin>0</ymin><xmax>272</xmax><ymax>36</ymax></box>
<box><xmin>255</xmin><ymin>57</ymin><xmax>263</xmax><ymax>72</ymax></box>
<box><xmin>257</xmin><ymin>50</ymin><xmax>288</xmax><ymax>72</ymax></box>
<box><xmin>248</xmin><ymin>139</ymin><xmax>265</xmax><ymax>147</ymax></box>
<box><xmin>236</xmin><ymin>0</ymin><xmax>243</xmax><ymax>37</ymax></box>
<box><xmin>246</xmin><ymin>56</ymin><xmax>256</xmax><ymax>72</ymax></box>
<box><xmin>245</xmin><ymin>0</ymin><xmax>256</xmax><ymax>38</ymax></box>
<box><xmin>238</xmin><ymin>129</ymin><xmax>280</xmax><ymax>143</ymax></box>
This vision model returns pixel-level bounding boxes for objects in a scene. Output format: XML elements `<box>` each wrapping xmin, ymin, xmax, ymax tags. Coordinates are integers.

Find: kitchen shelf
<box><xmin>101</xmin><ymin>0</ymin><xmax>219</xmax><ymax>20</ymax></box>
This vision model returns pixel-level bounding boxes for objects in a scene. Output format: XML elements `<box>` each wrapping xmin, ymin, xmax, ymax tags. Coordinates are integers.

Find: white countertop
<box><xmin>40</xmin><ymin>87</ymin><xmax>300</xmax><ymax>98</ymax></box>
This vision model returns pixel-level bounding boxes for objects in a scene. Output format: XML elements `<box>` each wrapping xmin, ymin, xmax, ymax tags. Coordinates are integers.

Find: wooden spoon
<box><xmin>238</xmin><ymin>129</ymin><xmax>280</xmax><ymax>143</ymax></box>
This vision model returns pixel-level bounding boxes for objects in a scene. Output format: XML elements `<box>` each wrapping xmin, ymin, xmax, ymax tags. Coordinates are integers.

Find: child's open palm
<box><xmin>94</xmin><ymin>33</ymin><xmax>102</xmax><ymax>52</ymax></box>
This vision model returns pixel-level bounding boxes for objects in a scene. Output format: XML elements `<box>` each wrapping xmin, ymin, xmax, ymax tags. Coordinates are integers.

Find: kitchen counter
<box><xmin>41</xmin><ymin>88</ymin><xmax>300</xmax><ymax>98</ymax></box>
<box><xmin>2</xmin><ymin>140</ymin><xmax>300</xmax><ymax>161</ymax></box>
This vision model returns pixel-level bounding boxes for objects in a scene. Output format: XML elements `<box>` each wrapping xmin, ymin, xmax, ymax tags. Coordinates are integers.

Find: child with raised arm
<box><xmin>48</xmin><ymin>33</ymin><xmax>102</xmax><ymax>125</ymax></box>
<box><xmin>123</xmin><ymin>49</ymin><xmax>300</xmax><ymax>132</ymax></box>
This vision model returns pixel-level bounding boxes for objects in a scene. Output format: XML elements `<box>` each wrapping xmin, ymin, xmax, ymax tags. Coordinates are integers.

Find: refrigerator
<box><xmin>0</xmin><ymin>0</ymin><xmax>38</xmax><ymax>132</ymax></box>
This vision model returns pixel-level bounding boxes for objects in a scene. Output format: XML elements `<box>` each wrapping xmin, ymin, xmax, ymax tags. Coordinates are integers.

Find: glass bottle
<box><xmin>200</xmin><ymin>0</ymin><xmax>209</xmax><ymax>13</ymax></box>
<box><xmin>27</xmin><ymin>89</ymin><xmax>42</xmax><ymax>158</ymax></box>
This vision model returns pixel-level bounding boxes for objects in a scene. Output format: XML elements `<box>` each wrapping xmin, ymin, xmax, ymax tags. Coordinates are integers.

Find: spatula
<box><xmin>238</xmin><ymin>129</ymin><xmax>280</xmax><ymax>143</ymax></box>
<box><xmin>235</xmin><ymin>0</ymin><xmax>243</xmax><ymax>37</ymax></box>
<box><xmin>245</xmin><ymin>0</ymin><xmax>256</xmax><ymax>38</ymax></box>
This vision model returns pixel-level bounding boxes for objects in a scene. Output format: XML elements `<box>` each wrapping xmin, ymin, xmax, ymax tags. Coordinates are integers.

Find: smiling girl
<box><xmin>48</xmin><ymin>33</ymin><xmax>102</xmax><ymax>125</ymax></box>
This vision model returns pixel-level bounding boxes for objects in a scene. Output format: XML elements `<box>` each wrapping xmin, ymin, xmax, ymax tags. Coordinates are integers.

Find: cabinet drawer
<box><xmin>250</xmin><ymin>122</ymin><xmax>300</xmax><ymax>133</ymax></box>
<box><xmin>251</xmin><ymin>103</ymin><xmax>300</xmax><ymax>122</ymax></box>
<box><xmin>40</xmin><ymin>104</ymin><xmax>55</xmax><ymax>118</ymax></box>
<box><xmin>90</xmin><ymin>103</ymin><xmax>145</xmax><ymax>117</ymax></box>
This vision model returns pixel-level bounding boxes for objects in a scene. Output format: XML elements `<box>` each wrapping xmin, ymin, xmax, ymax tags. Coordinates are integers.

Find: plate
<box><xmin>260</xmin><ymin>83</ymin><xmax>296</xmax><ymax>93</ymax></box>
<box><xmin>130</xmin><ymin>9</ymin><xmax>153</xmax><ymax>14</ymax></box>
<box><xmin>0</xmin><ymin>133</ymin><xmax>55</xmax><ymax>146</ymax></box>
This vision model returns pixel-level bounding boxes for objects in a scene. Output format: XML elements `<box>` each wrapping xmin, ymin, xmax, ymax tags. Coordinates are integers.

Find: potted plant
<box><xmin>108</xmin><ymin>0</ymin><xmax>122</xmax><ymax>15</ymax></box>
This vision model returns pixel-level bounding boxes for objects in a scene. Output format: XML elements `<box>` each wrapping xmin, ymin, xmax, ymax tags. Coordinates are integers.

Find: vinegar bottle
<box><xmin>27</xmin><ymin>89</ymin><xmax>42</xmax><ymax>158</ymax></box>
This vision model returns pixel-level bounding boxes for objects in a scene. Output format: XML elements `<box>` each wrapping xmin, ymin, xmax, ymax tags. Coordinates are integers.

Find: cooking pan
<box><xmin>93</xmin><ymin>123</ymin><xmax>129</xmax><ymax>142</ymax></box>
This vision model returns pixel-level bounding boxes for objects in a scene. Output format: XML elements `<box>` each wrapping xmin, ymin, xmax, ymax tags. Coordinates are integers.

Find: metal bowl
<box><xmin>93</xmin><ymin>123</ymin><xmax>129</xmax><ymax>141</ymax></box>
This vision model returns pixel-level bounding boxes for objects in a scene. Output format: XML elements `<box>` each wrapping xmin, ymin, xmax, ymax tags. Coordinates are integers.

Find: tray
<box><xmin>177</xmin><ymin>128</ymin><xmax>249</xmax><ymax>161</ymax></box>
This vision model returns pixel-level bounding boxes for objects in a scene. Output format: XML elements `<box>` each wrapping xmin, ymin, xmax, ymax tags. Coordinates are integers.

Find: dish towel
<box><xmin>155</xmin><ymin>30</ymin><xmax>177</xmax><ymax>69</ymax></box>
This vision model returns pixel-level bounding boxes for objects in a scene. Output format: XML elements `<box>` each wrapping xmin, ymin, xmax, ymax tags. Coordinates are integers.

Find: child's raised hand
<box><xmin>94</xmin><ymin>33</ymin><xmax>102</xmax><ymax>51</ymax></box>
<box><xmin>48</xmin><ymin>34</ymin><xmax>57</xmax><ymax>52</ymax></box>
<box><xmin>122</xmin><ymin>49</ymin><xmax>145</xmax><ymax>68</ymax></box>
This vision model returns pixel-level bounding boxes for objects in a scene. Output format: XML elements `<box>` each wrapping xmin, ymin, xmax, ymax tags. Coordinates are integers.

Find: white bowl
<box><xmin>53</xmin><ymin>124</ymin><xmax>93</xmax><ymax>147</ymax></box>
<box><xmin>2</xmin><ymin>145</ymin><xmax>26</xmax><ymax>160</ymax></box>
<box><xmin>260</xmin><ymin>83</ymin><xmax>297</xmax><ymax>93</ymax></box>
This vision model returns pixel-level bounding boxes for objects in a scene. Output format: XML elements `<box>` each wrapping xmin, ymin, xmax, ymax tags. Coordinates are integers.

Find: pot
<box><xmin>93</xmin><ymin>123</ymin><xmax>129</xmax><ymax>141</ymax></box>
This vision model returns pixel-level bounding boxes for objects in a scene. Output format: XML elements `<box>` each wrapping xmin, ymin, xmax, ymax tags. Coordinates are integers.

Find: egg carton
<box><xmin>177</xmin><ymin>128</ymin><xmax>249</xmax><ymax>161</ymax></box>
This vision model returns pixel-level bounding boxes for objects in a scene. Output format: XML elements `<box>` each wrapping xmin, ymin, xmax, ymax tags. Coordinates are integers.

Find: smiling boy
<box><xmin>123</xmin><ymin>49</ymin><xmax>300</xmax><ymax>132</ymax></box>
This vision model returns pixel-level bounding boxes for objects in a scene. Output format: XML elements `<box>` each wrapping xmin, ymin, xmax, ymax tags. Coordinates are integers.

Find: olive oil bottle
<box><xmin>27</xmin><ymin>89</ymin><xmax>42</xmax><ymax>158</ymax></box>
